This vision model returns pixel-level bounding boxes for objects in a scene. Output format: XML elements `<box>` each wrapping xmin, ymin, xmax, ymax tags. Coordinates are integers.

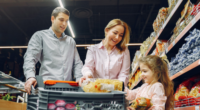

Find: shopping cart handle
<box><xmin>31</xmin><ymin>85</ymin><xmax>36</xmax><ymax>95</ymax></box>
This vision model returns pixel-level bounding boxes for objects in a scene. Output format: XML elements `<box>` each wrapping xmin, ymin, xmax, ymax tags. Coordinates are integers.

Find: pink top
<box><xmin>126</xmin><ymin>82</ymin><xmax>167</xmax><ymax>110</ymax></box>
<box><xmin>81</xmin><ymin>42</ymin><xmax>130</xmax><ymax>85</ymax></box>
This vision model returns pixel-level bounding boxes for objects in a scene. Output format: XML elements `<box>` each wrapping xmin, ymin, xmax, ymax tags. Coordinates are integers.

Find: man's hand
<box><xmin>24</xmin><ymin>77</ymin><xmax>37</xmax><ymax>95</ymax></box>
<box><xmin>78</xmin><ymin>74</ymin><xmax>93</xmax><ymax>87</ymax></box>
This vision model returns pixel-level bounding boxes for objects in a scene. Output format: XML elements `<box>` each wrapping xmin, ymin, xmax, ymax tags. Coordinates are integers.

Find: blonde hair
<box><xmin>104</xmin><ymin>19</ymin><xmax>130</xmax><ymax>53</ymax></box>
<box><xmin>139</xmin><ymin>55</ymin><xmax>174</xmax><ymax>110</ymax></box>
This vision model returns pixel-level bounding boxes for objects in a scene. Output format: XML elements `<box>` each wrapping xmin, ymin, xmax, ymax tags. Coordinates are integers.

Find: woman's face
<box><xmin>105</xmin><ymin>25</ymin><xmax>124</xmax><ymax>47</ymax></box>
<box><xmin>140</xmin><ymin>63</ymin><xmax>155</xmax><ymax>84</ymax></box>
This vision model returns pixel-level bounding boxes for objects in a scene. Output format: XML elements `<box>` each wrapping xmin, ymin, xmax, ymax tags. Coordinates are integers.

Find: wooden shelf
<box><xmin>170</xmin><ymin>59</ymin><xmax>200</xmax><ymax>80</ymax></box>
<box><xmin>166</xmin><ymin>12</ymin><xmax>200</xmax><ymax>53</ymax></box>
<box><xmin>129</xmin><ymin>0</ymin><xmax>186</xmax><ymax>89</ymax></box>
<box><xmin>145</xmin><ymin>0</ymin><xmax>183</xmax><ymax>55</ymax></box>
<box><xmin>174</xmin><ymin>106</ymin><xmax>200</xmax><ymax>110</ymax></box>
<box><xmin>131</xmin><ymin>63</ymin><xmax>139</xmax><ymax>76</ymax></box>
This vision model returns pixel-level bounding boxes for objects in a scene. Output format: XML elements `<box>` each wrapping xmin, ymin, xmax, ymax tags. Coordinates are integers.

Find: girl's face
<box><xmin>140</xmin><ymin>63</ymin><xmax>155</xmax><ymax>84</ymax></box>
<box><xmin>105</xmin><ymin>25</ymin><xmax>124</xmax><ymax>47</ymax></box>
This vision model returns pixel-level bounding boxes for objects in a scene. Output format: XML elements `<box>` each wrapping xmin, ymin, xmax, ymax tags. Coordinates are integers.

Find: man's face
<box><xmin>51</xmin><ymin>12</ymin><xmax>69</xmax><ymax>34</ymax></box>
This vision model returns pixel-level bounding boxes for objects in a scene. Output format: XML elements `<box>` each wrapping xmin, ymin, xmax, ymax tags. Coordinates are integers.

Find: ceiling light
<box><xmin>58</xmin><ymin>0</ymin><xmax>75</xmax><ymax>38</ymax></box>
<box><xmin>58</xmin><ymin>0</ymin><xmax>64</xmax><ymax>8</ymax></box>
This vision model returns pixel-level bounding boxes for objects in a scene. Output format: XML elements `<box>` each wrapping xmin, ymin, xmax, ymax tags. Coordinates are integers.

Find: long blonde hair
<box><xmin>104</xmin><ymin>19</ymin><xmax>130</xmax><ymax>53</ymax></box>
<box><xmin>139</xmin><ymin>55</ymin><xmax>174</xmax><ymax>110</ymax></box>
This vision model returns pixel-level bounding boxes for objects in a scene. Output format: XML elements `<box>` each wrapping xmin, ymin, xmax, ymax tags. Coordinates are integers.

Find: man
<box><xmin>23</xmin><ymin>7</ymin><xmax>83</xmax><ymax>94</ymax></box>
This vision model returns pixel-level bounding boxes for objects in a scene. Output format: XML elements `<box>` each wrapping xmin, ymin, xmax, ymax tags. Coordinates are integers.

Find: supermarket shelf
<box><xmin>166</xmin><ymin>12</ymin><xmax>200</xmax><ymax>53</ymax></box>
<box><xmin>145</xmin><ymin>35</ymin><xmax>159</xmax><ymax>56</ymax></box>
<box><xmin>130</xmin><ymin>54</ymin><xmax>142</xmax><ymax>76</ymax></box>
<box><xmin>131</xmin><ymin>63</ymin><xmax>139</xmax><ymax>76</ymax></box>
<box><xmin>145</xmin><ymin>0</ymin><xmax>183</xmax><ymax>56</ymax></box>
<box><xmin>174</xmin><ymin>106</ymin><xmax>200</xmax><ymax>110</ymax></box>
<box><xmin>130</xmin><ymin>78</ymin><xmax>142</xmax><ymax>90</ymax></box>
<box><xmin>170</xmin><ymin>59</ymin><xmax>200</xmax><ymax>80</ymax></box>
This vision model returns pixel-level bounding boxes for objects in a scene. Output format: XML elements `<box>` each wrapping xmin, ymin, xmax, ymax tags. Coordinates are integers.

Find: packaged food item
<box><xmin>155</xmin><ymin>40</ymin><xmax>167</xmax><ymax>56</ymax></box>
<box><xmin>135</xmin><ymin>72</ymin><xmax>139</xmax><ymax>83</ymax></box>
<box><xmin>174</xmin><ymin>88</ymin><xmax>179</xmax><ymax>101</ymax></box>
<box><xmin>158</xmin><ymin>7</ymin><xmax>168</xmax><ymax>23</ymax></box>
<box><xmin>177</xmin><ymin>0</ymin><xmax>193</xmax><ymax>25</ymax></box>
<box><xmin>128</xmin><ymin>75</ymin><xmax>135</xmax><ymax>89</ymax></box>
<box><xmin>174</xmin><ymin>77</ymin><xmax>200</xmax><ymax>100</ymax></box>
<box><xmin>81</xmin><ymin>78</ymin><xmax>123</xmax><ymax>93</ymax></box>
<box><xmin>131</xmin><ymin>51</ymin><xmax>141</xmax><ymax>72</ymax></box>
<box><xmin>191</xmin><ymin>3</ymin><xmax>200</xmax><ymax>16</ymax></box>
<box><xmin>131</xmin><ymin>76</ymin><xmax>135</xmax><ymax>85</ymax></box>
<box><xmin>153</xmin><ymin>7</ymin><xmax>168</xmax><ymax>33</ymax></box>
<box><xmin>130</xmin><ymin>97</ymin><xmax>153</xmax><ymax>110</ymax></box>
<box><xmin>188</xmin><ymin>81</ymin><xmax>200</xmax><ymax>97</ymax></box>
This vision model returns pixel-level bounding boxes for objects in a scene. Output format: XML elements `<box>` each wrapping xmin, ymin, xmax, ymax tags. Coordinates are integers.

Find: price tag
<box><xmin>166</xmin><ymin>48</ymin><xmax>168</xmax><ymax>53</ymax></box>
<box><xmin>195</xmin><ymin>106</ymin><xmax>199</xmax><ymax>110</ymax></box>
<box><xmin>157</xmin><ymin>32</ymin><xmax>160</xmax><ymax>37</ymax></box>
<box><xmin>191</xmin><ymin>18</ymin><xmax>196</xmax><ymax>26</ymax></box>
<box><xmin>168</xmin><ymin>13</ymin><xmax>172</xmax><ymax>20</ymax></box>
<box><xmin>198</xmin><ymin>59</ymin><xmax>200</xmax><ymax>65</ymax></box>
<box><xmin>172</xmin><ymin>41</ymin><xmax>176</xmax><ymax>46</ymax></box>
<box><xmin>162</xmin><ymin>22</ymin><xmax>166</xmax><ymax>29</ymax></box>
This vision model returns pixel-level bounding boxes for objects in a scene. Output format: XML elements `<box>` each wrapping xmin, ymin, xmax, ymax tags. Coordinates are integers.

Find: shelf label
<box><xmin>166</xmin><ymin>48</ymin><xmax>168</xmax><ymax>53</ymax></box>
<box><xmin>162</xmin><ymin>22</ymin><xmax>167</xmax><ymax>29</ymax></box>
<box><xmin>195</xmin><ymin>106</ymin><xmax>199</xmax><ymax>110</ymax></box>
<box><xmin>198</xmin><ymin>59</ymin><xmax>200</xmax><ymax>65</ymax></box>
<box><xmin>191</xmin><ymin>18</ymin><xmax>196</xmax><ymax>26</ymax></box>
<box><xmin>172</xmin><ymin>41</ymin><xmax>175</xmax><ymax>46</ymax></box>
<box><xmin>168</xmin><ymin>12</ymin><xmax>172</xmax><ymax>20</ymax></box>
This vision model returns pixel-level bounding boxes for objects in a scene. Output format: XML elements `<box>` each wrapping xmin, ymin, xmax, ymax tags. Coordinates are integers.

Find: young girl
<box><xmin>125</xmin><ymin>55</ymin><xmax>174</xmax><ymax>110</ymax></box>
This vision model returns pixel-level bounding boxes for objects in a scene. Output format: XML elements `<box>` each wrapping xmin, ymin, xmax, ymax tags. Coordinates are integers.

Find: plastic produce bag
<box><xmin>129</xmin><ymin>97</ymin><xmax>153</xmax><ymax>110</ymax></box>
<box><xmin>81</xmin><ymin>78</ymin><xmax>123</xmax><ymax>93</ymax></box>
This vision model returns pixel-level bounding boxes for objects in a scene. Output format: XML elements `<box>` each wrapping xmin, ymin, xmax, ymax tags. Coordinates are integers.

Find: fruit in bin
<box><xmin>65</xmin><ymin>103</ymin><xmax>76</xmax><ymax>109</ymax></box>
<box><xmin>55</xmin><ymin>107</ymin><xmax>65</xmax><ymax>110</ymax></box>
<box><xmin>48</xmin><ymin>103</ymin><xmax>56</xmax><ymax>109</ymax></box>
<box><xmin>55</xmin><ymin>100</ymin><xmax>66</xmax><ymax>106</ymax></box>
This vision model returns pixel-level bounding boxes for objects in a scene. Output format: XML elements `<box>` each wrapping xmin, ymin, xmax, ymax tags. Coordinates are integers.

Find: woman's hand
<box><xmin>127</xmin><ymin>106</ymin><xmax>135</xmax><ymax>110</ymax></box>
<box><xmin>78</xmin><ymin>74</ymin><xmax>93</xmax><ymax>87</ymax></box>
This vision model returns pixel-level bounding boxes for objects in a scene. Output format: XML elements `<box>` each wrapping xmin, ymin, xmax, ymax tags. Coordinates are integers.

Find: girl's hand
<box><xmin>124</xmin><ymin>87</ymin><xmax>130</xmax><ymax>99</ymax></box>
<box><xmin>127</xmin><ymin>106</ymin><xmax>135</xmax><ymax>110</ymax></box>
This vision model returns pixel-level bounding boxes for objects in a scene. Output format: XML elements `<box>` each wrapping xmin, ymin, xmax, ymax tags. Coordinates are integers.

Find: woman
<box><xmin>79</xmin><ymin>19</ymin><xmax>131</xmax><ymax>86</ymax></box>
